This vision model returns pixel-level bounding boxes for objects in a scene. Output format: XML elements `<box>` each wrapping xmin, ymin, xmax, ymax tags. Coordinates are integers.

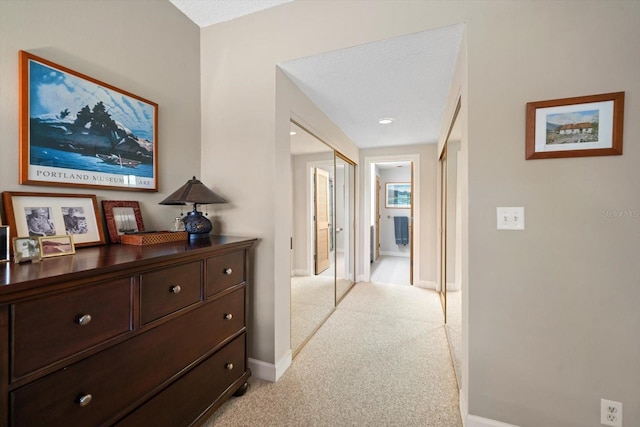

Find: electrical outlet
<box><xmin>601</xmin><ymin>398</ymin><xmax>622</xmax><ymax>427</ymax></box>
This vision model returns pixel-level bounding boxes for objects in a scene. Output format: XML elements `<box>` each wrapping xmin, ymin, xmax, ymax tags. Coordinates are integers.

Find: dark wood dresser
<box><xmin>0</xmin><ymin>235</ymin><xmax>256</xmax><ymax>427</ymax></box>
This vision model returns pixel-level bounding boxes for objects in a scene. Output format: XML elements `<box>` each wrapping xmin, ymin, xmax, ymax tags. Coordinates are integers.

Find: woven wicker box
<box><xmin>120</xmin><ymin>231</ymin><xmax>188</xmax><ymax>246</ymax></box>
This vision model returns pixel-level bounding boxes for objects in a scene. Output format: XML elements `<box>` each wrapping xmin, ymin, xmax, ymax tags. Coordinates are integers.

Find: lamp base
<box><xmin>188</xmin><ymin>232</ymin><xmax>211</xmax><ymax>241</ymax></box>
<box><xmin>182</xmin><ymin>209</ymin><xmax>213</xmax><ymax>239</ymax></box>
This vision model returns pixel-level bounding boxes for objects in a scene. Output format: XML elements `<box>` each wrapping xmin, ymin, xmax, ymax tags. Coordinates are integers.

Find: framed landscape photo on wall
<box><xmin>526</xmin><ymin>92</ymin><xmax>624</xmax><ymax>160</ymax></box>
<box><xmin>19</xmin><ymin>51</ymin><xmax>158</xmax><ymax>191</ymax></box>
<box><xmin>385</xmin><ymin>182</ymin><xmax>411</xmax><ymax>208</ymax></box>
<box><xmin>2</xmin><ymin>191</ymin><xmax>106</xmax><ymax>247</ymax></box>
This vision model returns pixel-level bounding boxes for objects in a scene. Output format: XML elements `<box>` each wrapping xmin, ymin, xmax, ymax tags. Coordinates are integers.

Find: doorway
<box><xmin>364</xmin><ymin>155</ymin><xmax>420</xmax><ymax>285</ymax></box>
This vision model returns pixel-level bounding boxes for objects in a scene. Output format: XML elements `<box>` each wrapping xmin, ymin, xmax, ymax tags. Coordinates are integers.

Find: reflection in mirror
<box><xmin>335</xmin><ymin>155</ymin><xmax>355</xmax><ymax>302</ymax></box>
<box><xmin>443</xmin><ymin>102</ymin><xmax>462</xmax><ymax>390</ymax></box>
<box><xmin>290</xmin><ymin>122</ymin><xmax>335</xmax><ymax>356</ymax></box>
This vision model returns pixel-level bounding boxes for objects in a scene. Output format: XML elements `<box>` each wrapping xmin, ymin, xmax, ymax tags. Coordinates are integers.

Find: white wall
<box><xmin>0</xmin><ymin>0</ymin><xmax>201</xmax><ymax>230</ymax></box>
<box><xmin>201</xmin><ymin>1</ymin><xmax>640</xmax><ymax>426</ymax></box>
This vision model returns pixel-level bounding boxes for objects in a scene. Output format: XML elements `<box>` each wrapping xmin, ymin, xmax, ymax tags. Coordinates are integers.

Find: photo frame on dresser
<box><xmin>102</xmin><ymin>200</ymin><xmax>145</xmax><ymax>243</ymax></box>
<box><xmin>12</xmin><ymin>236</ymin><xmax>41</xmax><ymax>263</ymax></box>
<box><xmin>0</xmin><ymin>226</ymin><xmax>9</xmax><ymax>263</ymax></box>
<box><xmin>2</xmin><ymin>191</ymin><xmax>106</xmax><ymax>247</ymax></box>
<box><xmin>38</xmin><ymin>235</ymin><xmax>75</xmax><ymax>258</ymax></box>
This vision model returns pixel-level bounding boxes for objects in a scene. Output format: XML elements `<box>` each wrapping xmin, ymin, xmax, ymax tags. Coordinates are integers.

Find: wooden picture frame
<box><xmin>39</xmin><ymin>235</ymin><xmax>75</xmax><ymax>258</ymax></box>
<box><xmin>19</xmin><ymin>50</ymin><xmax>158</xmax><ymax>191</ymax></box>
<box><xmin>12</xmin><ymin>236</ymin><xmax>41</xmax><ymax>263</ymax></box>
<box><xmin>2</xmin><ymin>191</ymin><xmax>106</xmax><ymax>248</ymax></box>
<box><xmin>385</xmin><ymin>182</ymin><xmax>411</xmax><ymax>208</ymax></box>
<box><xmin>102</xmin><ymin>200</ymin><xmax>145</xmax><ymax>243</ymax></box>
<box><xmin>526</xmin><ymin>92</ymin><xmax>624</xmax><ymax>160</ymax></box>
<box><xmin>0</xmin><ymin>226</ymin><xmax>9</xmax><ymax>263</ymax></box>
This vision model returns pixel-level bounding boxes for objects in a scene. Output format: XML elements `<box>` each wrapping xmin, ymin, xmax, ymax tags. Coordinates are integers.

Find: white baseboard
<box><xmin>292</xmin><ymin>269</ymin><xmax>309</xmax><ymax>277</ymax></box>
<box><xmin>460</xmin><ymin>390</ymin><xmax>467</xmax><ymax>426</ymax></box>
<box><xmin>379</xmin><ymin>250</ymin><xmax>410</xmax><ymax>257</ymax></box>
<box><xmin>357</xmin><ymin>274</ymin><xmax>368</xmax><ymax>283</ymax></box>
<box><xmin>248</xmin><ymin>350</ymin><xmax>292</xmax><ymax>382</ymax></box>
<box><xmin>415</xmin><ymin>280</ymin><xmax>436</xmax><ymax>290</ymax></box>
<box><xmin>466</xmin><ymin>414</ymin><xmax>519</xmax><ymax>427</ymax></box>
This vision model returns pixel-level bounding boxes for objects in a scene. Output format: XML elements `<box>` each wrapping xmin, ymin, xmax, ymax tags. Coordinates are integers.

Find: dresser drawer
<box><xmin>140</xmin><ymin>261</ymin><xmax>202</xmax><ymax>325</ymax></box>
<box><xmin>206</xmin><ymin>250</ymin><xmax>245</xmax><ymax>296</ymax></box>
<box><xmin>10</xmin><ymin>288</ymin><xmax>245</xmax><ymax>427</ymax></box>
<box><xmin>12</xmin><ymin>278</ymin><xmax>132</xmax><ymax>378</ymax></box>
<box><xmin>116</xmin><ymin>334</ymin><xmax>246</xmax><ymax>427</ymax></box>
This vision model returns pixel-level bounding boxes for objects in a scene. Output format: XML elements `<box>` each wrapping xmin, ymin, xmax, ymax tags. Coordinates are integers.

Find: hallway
<box><xmin>370</xmin><ymin>255</ymin><xmax>411</xmax><ymax>285</ymax></box>
<box><xmin>206</xmin><ymin>281</ymin><xmax>461</xmax><ymax>426</ymax></box>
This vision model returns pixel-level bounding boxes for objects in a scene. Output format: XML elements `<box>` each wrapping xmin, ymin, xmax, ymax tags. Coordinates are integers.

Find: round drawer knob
<box><xmin>78</xmin><ymin>393</ymin><xmax>93</xmax><ymax>407</ymax></box>
<box><xmin>170</xmin><ymin>285</ymin><xmax>182</xmax><ymax>294</ymax></box>
<box><xmin>77</xmin><ymin>314</ymin><xmax>92</xmax><ymax>326</ymax></box>
<box><xmin>225</xmin><ymin>363</ymin><xmax>234</xmax><ymax>370</ymax></box>
<box><xmin>224</xmin><ymin>268</ymin><xmax>233</xmax><ymax>275</ymax></box>
<box><xmin>224</xmin><ymin>313</ymin><xmax>233</xmax><ymax>320</ymax></box>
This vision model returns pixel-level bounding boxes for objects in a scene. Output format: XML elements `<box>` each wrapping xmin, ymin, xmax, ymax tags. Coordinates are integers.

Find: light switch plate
<box><xmin>497</xmin><ymin>207</ymin><xmax>525</xmax><ymax>230</ymax></box>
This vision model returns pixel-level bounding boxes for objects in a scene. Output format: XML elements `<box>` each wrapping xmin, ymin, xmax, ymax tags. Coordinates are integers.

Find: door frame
<box><xmin>362</xmin><ymin>154</ymin><xmax>421</xmax><ymax>284</ymax></box>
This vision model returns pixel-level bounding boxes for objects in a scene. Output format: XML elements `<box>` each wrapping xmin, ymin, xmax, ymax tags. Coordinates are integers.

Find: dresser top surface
<box><xmin>0</xmin><ymin>235</ymin><xmax>256</xmax><ymax>300</ymax></box>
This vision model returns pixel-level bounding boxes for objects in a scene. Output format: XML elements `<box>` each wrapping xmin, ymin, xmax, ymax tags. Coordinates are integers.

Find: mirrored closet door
<box><xmin>335</xmin><ymin>154</ymin><xmax>355</xmax><ymax>303</ymax></box>
<box><xmin>439</xmin><ymin>100</ymin><xmax>462</xmax><ymax>390</ymax></box>
<box><xmin>290</xmin><ymin>121</ymin><xmax>356</xmax><ymax>356</ymax></box>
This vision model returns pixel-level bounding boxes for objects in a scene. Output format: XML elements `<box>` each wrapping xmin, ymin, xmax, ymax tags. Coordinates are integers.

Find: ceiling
<box><xmin>169</xmin><ymin>1</ymin><xmax>463</xmax><ymax>150</ymax></box>
<box><xmin>169</xmin><ymin>0</ymin><xmax>294</xmax><ymax>27</ymax></box>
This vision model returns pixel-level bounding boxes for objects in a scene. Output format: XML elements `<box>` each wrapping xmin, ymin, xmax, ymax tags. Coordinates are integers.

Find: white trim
<box><xmin>414</xmin><ymin>280</ymin><xmax>436</xmax><ymax>290</ymax></box>
<box><xmin>249</xmin><ymin>350</ymin><xmax>292</xmax><ymax>382</ymax></box>
<box><xmin>460</xmin><ymin>390</ymin><xmax>467</xmax><ymax>426</ymax></box>
<box><xmin>292</xmin><ymin>269</ymin><xmax>309</xmax><ymax>276</ymax></box>
<box><xmin>466</xmin><ymin>415</ymin><xmax>519</xmax><ymax>427</ymax></box>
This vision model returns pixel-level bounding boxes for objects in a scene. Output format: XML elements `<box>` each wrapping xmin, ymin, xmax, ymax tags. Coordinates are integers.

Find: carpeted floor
<box><xmin>205</xmin><ymin>281</ymin><xmax>462</xmax><ymax>427</ymax></box>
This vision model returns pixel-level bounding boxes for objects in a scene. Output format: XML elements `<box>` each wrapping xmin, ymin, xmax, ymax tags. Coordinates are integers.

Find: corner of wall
<box><xmin>248</xmin><ymin>349</ymin><xmax>292</xmax><ymax>382</ymax></box>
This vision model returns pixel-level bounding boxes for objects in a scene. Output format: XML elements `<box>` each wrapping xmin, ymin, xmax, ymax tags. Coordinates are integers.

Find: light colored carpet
<box><xmin>205</xmin><ymin>282</ymin><xmax>462</xmax><ymax>427</ymax></box>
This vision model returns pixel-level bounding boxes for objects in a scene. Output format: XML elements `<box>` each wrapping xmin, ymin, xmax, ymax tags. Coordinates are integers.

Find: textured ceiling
<box><xmin>169</xmin><ymin>0</ymin><xmax>293</xmax><ymax>27</ymax></box>
<box><xmin>169</xmin><ymin>1</ymin><xmax>463</xmax><ymax>150</ymax></box>
<box><xmin>279</xmin><ymin>24</ymin><xmax>464</xmax><ymax>149</ymax></box>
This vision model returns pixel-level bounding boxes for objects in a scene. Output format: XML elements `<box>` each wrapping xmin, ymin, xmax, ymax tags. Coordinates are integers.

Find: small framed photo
<box><xmin>1</xmin><ymin>226</ymin><xmax>10</xmax><ymax>263</ymax></box>
<box><xmin>526</xmin><ymin>92</ymin><xmax>624</xmax><ymax>160</ymax></box>
<box><xmin>2</xmin><ymin>191</ymin><xmax>106</xmax><ymax>248</ymax></box>
<box><xmin>39</xmin><ymin>235</ymin><xmax>75</xmax><ymax>258</ymax></box>
<box><xmin>102</xmin><ymin>200</ymin><xmax>145</xmax><ymax>243</ymax></box>
<box><xmin>12</xmin><ymin>236</ymin><xmax>41</xmax><ymax>263</ymax></box>
<box><xmin>385</xmin><ymin>182</ymin><xmax>411</xmax><ymax>208</ymax></box>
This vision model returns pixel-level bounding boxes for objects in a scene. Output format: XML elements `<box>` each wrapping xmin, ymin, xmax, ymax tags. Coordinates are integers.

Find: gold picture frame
<box><xmin>39</xmin><ymin>235</ymin><xmax>75</xmax><ymax>258</ymax></box>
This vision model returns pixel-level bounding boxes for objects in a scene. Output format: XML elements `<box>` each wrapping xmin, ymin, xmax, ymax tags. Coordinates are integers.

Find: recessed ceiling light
<box><xmin>290</xmin><ymin>131</ymin><xmax>297</xmax><ymax>136</ymax></box>
<box><xmin>378</xmin><ymin>118</ymin><xmax>394</xmax><ymax>125</ymax></box>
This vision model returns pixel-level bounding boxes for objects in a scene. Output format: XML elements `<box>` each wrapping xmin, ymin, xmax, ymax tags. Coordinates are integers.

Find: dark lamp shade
<box><xmin>159</xmin><ymin>176</ymin><xmax>227</xmax><ymax>205</ymax></box>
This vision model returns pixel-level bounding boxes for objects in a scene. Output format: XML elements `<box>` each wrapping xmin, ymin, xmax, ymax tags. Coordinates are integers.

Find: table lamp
<box><xmin>159</xmin><ymin>176</ymin><xmax>227</xmax><ymax>240</ymax></box>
